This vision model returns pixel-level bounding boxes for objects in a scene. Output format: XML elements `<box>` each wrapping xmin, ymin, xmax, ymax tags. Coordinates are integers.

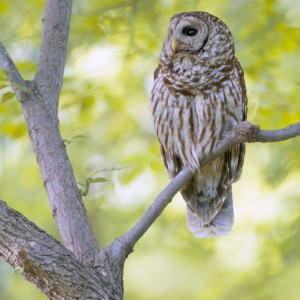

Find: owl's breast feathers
<box><xmin>151</xmin><ymin>58</ymin><xmax>246</xmax><ymax>170</ymax></box>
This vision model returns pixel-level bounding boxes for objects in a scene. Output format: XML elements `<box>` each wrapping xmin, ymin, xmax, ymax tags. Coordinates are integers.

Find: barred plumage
<box><xmin>150</xmin><ymin>11</ymin><xmax>247</xmax><ymax>238</ymax></box>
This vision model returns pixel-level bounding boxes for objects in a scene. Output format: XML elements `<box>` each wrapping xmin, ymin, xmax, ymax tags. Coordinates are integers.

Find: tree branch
<box><xmin>0</xmin><ymin>200</ymin><xmax>117</xmax><ymax>300</ymax></box>
<box><xmin>251</xmin><ymin>123</ymin><xmax>300</xmax><ymax>142</ymax></box>
<box><xmin>34</xmin><ymin>0</ymin><xmax>73</xmax><ymax>115</ymax></box>
<box><xmin>0</xmin><ymin>43</ymin><xmax>30</xmax><ymax>101</ymax></box>
<box><xmin>0</xmin><ymin>3</ymin><xmax>99</xmax><ymax>265</ymax></box>
<box><xmin>119</xmin><ymin>121</ymin><xmax>300</xmax><ymax>250</ymax></box>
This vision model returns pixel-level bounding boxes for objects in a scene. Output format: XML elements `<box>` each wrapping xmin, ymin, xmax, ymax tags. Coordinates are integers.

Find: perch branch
<box><xmin>120</xmin><ymin>121</ymin><xmax>300</xmax><ymax>250</ymax></box>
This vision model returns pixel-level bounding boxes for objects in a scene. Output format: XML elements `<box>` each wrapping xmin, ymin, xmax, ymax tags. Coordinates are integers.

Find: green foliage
<box><xmin>78</xmin><ymin>175</ymin><xmax>109</xmax><ymax>197</ymax></box>
<box><xmin>0</xmin><ymin>0</ymin><xmax>300</xmax><ymax>299</ymax></box>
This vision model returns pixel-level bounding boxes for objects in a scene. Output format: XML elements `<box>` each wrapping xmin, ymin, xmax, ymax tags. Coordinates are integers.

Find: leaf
<box><xmin>0</xmin><ymin>86</ymin><xmax>15</xmax><ymax>103</ymax></box>
<box><xmin>78</xmin><ymin>176</ymin><xmax>109</xmax><ymax>197</ymax></box>
<box><xmin>1</xmin><ymin>92</ymin><xmax>14</xmax><ymax>103</ymax></box>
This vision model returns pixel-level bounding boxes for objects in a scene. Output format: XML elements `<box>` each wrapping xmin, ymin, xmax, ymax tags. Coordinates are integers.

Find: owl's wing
<box><xmin>233</xmin><ymin>58</ymin><xmax>248</xmax><ymax>182</ymax></box>
<box><xmin>151</xmin><ymin>64</ymin><xmax>186</xmax><ymax>179</ymax></box>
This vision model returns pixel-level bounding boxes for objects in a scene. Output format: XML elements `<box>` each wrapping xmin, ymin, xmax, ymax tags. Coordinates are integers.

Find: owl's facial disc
<box><xmin>169</xmin><ymin>17</ymin><xmax>209</xmax><ymax>55</ymax></box>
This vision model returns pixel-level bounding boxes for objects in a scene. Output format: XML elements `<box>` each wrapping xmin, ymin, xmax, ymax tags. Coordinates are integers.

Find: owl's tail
<box><xmin>186</xmin><ymin>188</ymin><xmax>233</xmax><ymax>238</ymax></box>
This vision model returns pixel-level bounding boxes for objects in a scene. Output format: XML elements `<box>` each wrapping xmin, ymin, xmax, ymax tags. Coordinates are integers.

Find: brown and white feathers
<box><xmin>150</xmin><ymin>11</ymin><xmax>247</xmax><ymax>238</ymax></box>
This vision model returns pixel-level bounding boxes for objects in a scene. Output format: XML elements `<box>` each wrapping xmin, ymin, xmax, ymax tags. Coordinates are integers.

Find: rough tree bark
<box><xmin>0</xmin><ymin>1</ymin><xmax>300</xmax><ymax>299</ymax></box>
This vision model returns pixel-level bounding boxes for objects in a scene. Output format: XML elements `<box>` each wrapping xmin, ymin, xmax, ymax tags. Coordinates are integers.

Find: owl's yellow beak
<box><xmin>171</xmin><ymin>39</ymin><xmax>180</xmax><ymax>52</ymax></box>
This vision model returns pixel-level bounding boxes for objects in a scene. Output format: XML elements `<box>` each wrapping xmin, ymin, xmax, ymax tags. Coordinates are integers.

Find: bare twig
<box><xmin>121</xmin><ymin>121</ymin><xmax>300</xmax><ymax>249</ymax></box>
<box><xmin>252</xmin><ymin>123</ymin><xmax>300</xmax><ymax>142</ymax></box>
<box><xmin>0</xmin><ymin>43</ymin><xmax>29</xmax><ymax>100</ymax></box>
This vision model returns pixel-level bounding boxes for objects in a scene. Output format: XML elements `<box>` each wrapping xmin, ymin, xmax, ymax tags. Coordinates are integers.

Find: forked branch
<box><xmin>0</xmin><ymin>0</ymin><xmax>99</xmax><ymax>266</ymax></box>
<box><xmin>0</xmin><ymin>119</ymin><xmax>299</xmax><ymax>298</ymax></box>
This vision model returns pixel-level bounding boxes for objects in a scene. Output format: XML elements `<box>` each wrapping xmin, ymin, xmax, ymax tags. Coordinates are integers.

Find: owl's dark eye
<box><xmin>182</xmin><ymin>26</ymin><xmax>198</xmax><ymax>36</ymax></box>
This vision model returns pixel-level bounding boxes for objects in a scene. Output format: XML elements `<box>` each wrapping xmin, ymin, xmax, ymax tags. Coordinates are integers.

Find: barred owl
<box><xmin>150</xmin><ymin>11</ymin><xmax>247</xmax><ymax>238</ymax></box>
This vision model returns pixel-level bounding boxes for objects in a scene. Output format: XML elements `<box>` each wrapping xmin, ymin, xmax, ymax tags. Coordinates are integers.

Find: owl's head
<box><xmin>161</xmin><ymin>11</ymin><xmax>235</xmax><ymax>66</ymax></box>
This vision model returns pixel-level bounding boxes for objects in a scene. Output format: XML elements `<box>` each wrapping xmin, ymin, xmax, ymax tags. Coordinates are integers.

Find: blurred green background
<box><xmin>1</xmin><ymin>0</ymin><xmax>300</xmax><ymax>299</ymax></box>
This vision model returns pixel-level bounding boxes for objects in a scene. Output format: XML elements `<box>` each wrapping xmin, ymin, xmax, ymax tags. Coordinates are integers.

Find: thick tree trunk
<box><xmin>0</xmin><ymin>200</ymin><xmax>118</xmax><ymax>299</ymax></box>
